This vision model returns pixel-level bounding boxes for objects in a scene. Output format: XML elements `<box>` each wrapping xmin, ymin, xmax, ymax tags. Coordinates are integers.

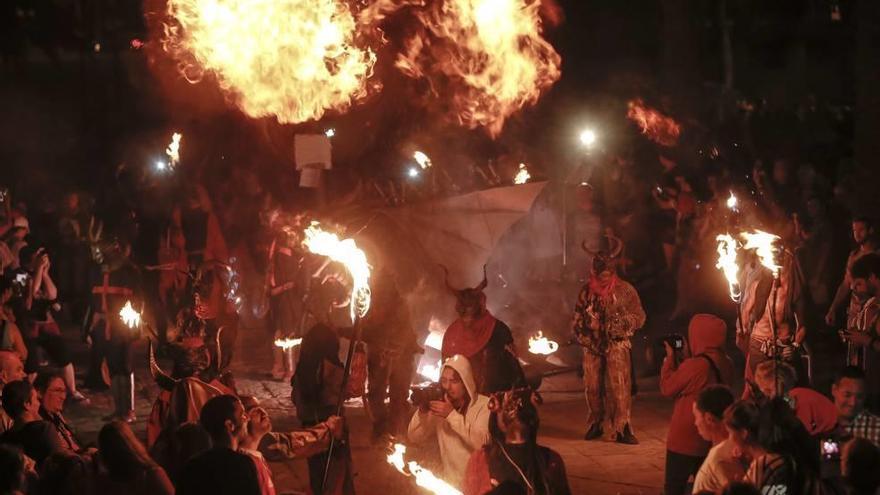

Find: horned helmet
<box><xmin>582</xmin><ymin>229</ymin><xmax>624</xmax><ymax>275</ymax></box>
<box><xmin>442</xmin><ymin>265</ymin><xmax>489</xmax><ymax>319</ymax></box>
<box><xmin>487</xmin><ymin>386</ymin><xmax>543</xmax><ymax>440</ymax></box>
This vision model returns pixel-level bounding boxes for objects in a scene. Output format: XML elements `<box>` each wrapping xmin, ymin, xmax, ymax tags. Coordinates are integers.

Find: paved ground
<box><xmin>57</xmin><ymin>322</ymin><xmax>675</xmax><ymax>495</ymax></box>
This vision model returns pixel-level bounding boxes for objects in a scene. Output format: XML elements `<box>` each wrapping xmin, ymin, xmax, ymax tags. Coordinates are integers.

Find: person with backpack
<box><xmin>660</xmin><ymin>313</ymin><xmax>735</xmax><ymax>495</ymax></box>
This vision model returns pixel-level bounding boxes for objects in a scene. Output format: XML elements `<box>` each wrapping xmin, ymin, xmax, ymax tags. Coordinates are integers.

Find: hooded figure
<box><xmin>660</xmin><ymin>314</ymin><xmax>735</xmax><ymax>495</ymax></box>
<box><xmin>408</xmin><ymin>354</ymin><xmax>491</xmax><ymax>488</ymax></box>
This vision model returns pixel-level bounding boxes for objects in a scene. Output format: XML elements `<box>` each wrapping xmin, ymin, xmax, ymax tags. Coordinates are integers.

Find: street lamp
<box><xmin>579</xmin><ymin>128</ymin><xmax>597</xmax><ymax>148</ymax></box>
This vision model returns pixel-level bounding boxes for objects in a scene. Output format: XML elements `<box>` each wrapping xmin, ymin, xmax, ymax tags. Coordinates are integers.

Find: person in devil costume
<box><xmin>268</xmin><ymin>222</ymin><xmax>309</xmax><ymax>381</ymax></box>
<box><xmin>84</xmin><ymin>234</ymin><xmax>143</xmax><ymax>422</ymax></box>
<box><xmin>441</xmin><ymin>267</ymin><xmax>525</xmax><ymax>394</ymax></box>
<box><xmin>571</xmin><ymin>233</ymin><xmax>646</xmax><ymax>444</ymax></box>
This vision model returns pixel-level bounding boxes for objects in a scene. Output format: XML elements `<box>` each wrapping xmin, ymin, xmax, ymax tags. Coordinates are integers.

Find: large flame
<box><xmin>626</xmin><ymin>98</ymin><xmax>681</xmax><ymax>147</ymax></box>
<box><xmin>528</xmin><ymin>331</ymin><xmax>558</xmax><ymax>355</ymax></box>
<box><xmin>387</xmin><ymin>443</ymin><xmax>463</xmax><ymax>495</ymax></box>
<box><xmin>302</xmin><ymin>222</ymin><xmax>371</xmax><ymax>322</ymax></box>
<box><xmin>372</xmin><ymin>0</ymin><xmax>560</xmax><ymax>137</ymax></box>
<box><xmin>513</xmin><ymin>163</ymin><xmax>531</xmax><ymax>185</ymax></box>
<box><xmin>715</xmin><ymin>234</ymin><xmax>741</xmax><ymax>302</ymax></box>
<box><xmin>119</xmin><ymin>301</ymin><xmax>142</xmax><ymax>329</ymax></box>
<box><xmin>163</xmin><ymin>0</ymin><xmax>376</xmax><ymax>124</ymax></box>
<box><xmin>166</xmin><ymin>132</ymin><xmax>182</xmax><ymax>169</ymax></box>
<box><xmin>741</xmin><ymin>230</ymin><xmax>781</xmax><ymax>279</ymax></box>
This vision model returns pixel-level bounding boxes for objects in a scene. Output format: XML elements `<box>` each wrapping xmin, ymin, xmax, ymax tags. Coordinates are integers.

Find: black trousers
<box><xmin>664</xmin><ymin>450</ymin><xmax>704</xmax><ymax>495</ymax></box>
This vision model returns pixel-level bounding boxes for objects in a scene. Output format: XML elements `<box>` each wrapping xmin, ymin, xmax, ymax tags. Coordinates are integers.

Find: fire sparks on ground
<box><xmin>274</xmin><ymin>337</ymin><xmax>303</xmax><ymax>350</ymax></box>
<box><xmin>166</xmin><ymin>132</ymin><xmax>182</xmax><ymax>169</ymax></box>
<box><xmin>741</xmin><ymin>230</ymin><xmax>782</xmax><ymax>278</ymax></box>
<box><xmin>513</xmin><ymin>163</ymin><xmax>531</xmax><ymax>185</ymax></box>
<box><xmin>414</xmin><ymin>151</ymin><xmax>432</xmax><ymax>170</ymax></box>
<box><xmin>418</xmin><ymin>360</ymin><xmax>442</xmax><ymax>382</ymax></box>
<box><xmin>387</xmin><ymin>443</ymin><xmax>462</xmax><ymax>495</ymax></box>
<box><xmin>302</xmin><ymin>222</ymin><xmax>371</xmax><ymax>322</ymax></box>
<box><xmin>119</xmin><ymin>301</ymin><xmax>141</xmax><ymax>328</ymax></box>
<box><xmin>163</xmin><ymin>0</ymin><xmax>376</xmax><ymax>124</ymax></box>
<box><xmin>384</xmin><ymin>0</ymin><xmax>561</xmax><ymax>137</ymax></box>
<box><xmin>528</xmin><ymin>331</ymin><xmax>558</xmax><ymax>355</ymax></box>
<box><xmin>626</xmin><ymin>98</ymin><xmax>681</xmax><ymax>147</ymax></box>
<box><xmin>715</xmin><ymin>234</ymin><xmax>741</xmax><ymax>302</ymax></box>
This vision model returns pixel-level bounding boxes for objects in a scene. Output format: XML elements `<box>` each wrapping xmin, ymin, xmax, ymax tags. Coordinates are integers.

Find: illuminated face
<box><xmin>247</xmin><ymin>406</ymin><xmax>272</xmax><ymax>436</ymax></box>
<box><xmin>41</xmin><ymin>377</ymin><xmax>67</xmax><ymax>415</ymax></box>
<box><xmin>851</xmin><ymin>277</ymin><xmax>869</xmax><ymax>298</ymax></box>
<box><xmin>440</xmin><ymin>367</ymin><xmax>468</xmax><ymax>406</ymax></box>
<box><xmin>692</xmin><ymin>403</ymin><xmax>714</xmax><ymax>442</ymax></box>
<box><xmin>832</xmin><ymin>377</ymin><xmax>866</xmax><ymax>420</ymax></box>
<box><xmin>853</xmin><ymin>221</ymin><xmax>871</xmax><ymax>245</ymax></box>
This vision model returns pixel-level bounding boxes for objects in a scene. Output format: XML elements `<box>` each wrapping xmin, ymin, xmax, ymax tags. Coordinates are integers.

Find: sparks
<box><xmin>274</xmin><ymin>337</ymin><xmax>303</xmax><ymax>350</ymax></box>
<box><xmin>387</xmin><ymin>443</ymin><xmax>462</xmax><ymax>495</ymax></box>
<box><xmin>166</xmin><ymin>132</ymin><xmax>182</xmax><ymax>169</ymax></box>
<box><xmin>626</xmin><ymin>98</ymin><xmax>681</xmax><ymax>147</ymax></box>
<box><xmin>741</xmin><ymin>230</ymin><xmax>782</xmax><ymax>279</ymax></box>
<box><xmin>513</xmin><ymin>163</ymin><xmax>531</xmax><ymax>185</ymax></box>
<box><xmin>302</xmin><ymin>222</ymin><xmax>371</xmax><ymax>322</ymax></box>
<box><xmin>715</xmin><ymin>234</ymin><xmax>741</xmax><ymax>302</ymax></box>
<box><xmin>413</xmin><ymin>151</ymin><xmax>432</xmax><ymax>170</ymax></box>
<box><xmin>726</xmin><ymin>191</ymin><xmax>738</xmax><ymax>211</ymax></box>
<box><xmin>119</xmin><ymin>301</ymin><xmax>142</xmax><ymax>329</ymax></box>
<box><xmin>528</xmin><ymin>331</ymin><xmax>559</xmax><ymax>355</ymax></box>
<box><xmin>163</xmin><ymin>0</ymin><xmax>376</xmax><ymax>124</ymax></box>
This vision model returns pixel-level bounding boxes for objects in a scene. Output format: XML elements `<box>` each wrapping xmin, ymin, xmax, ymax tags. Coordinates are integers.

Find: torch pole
<box><xmin>768</xmin><ymin>275</ymin><xmax>780</xmax><ymax>397</ymax></box>
<box><xmin>320</xmin><ymin>316</ymin><xmax>362</xmax><ymax>493</ymax></box>
<box><xmin>562</xmin><ymin>182</ymin><xmax>568</xmax><ymax>267</ymax></box>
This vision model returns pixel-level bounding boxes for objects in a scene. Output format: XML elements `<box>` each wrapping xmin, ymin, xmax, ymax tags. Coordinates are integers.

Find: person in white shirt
<box><xmin>692</xmin><ymin>385</ymin><xmax>746</xmax><ymax>493</ymax></box>
<box><xmin>408</xmin><ymin>354</ymin><xmax>491</xmax><ymax>488</ymax></box>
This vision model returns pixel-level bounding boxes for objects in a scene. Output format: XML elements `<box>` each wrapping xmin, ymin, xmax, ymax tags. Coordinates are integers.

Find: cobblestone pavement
<box><xmin>60</xmin><ymin>324</ymin><xmax>671</xmax><ymax>495</ymax></box>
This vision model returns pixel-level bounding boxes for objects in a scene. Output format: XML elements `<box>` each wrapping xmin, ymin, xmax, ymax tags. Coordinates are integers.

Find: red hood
<box><xmin>688</xmin><ymin>313</ymin><xmax>726</xmax><ymax>355</ymax></box>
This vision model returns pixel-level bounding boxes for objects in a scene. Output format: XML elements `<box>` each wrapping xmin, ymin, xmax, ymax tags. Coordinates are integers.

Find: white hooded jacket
<box><xmin>407</xmin><ymin>354</ymin><xmax>491</xmax><ymax>488</ymax></box>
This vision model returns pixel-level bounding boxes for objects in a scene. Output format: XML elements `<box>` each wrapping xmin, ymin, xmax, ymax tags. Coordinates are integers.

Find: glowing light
<box><xmin>302</xmin><ymin>222</ymin><xmax>371</xmax><ymax>322</ymax></box>
<box><xmin>741</xmin><ymin>230</ymin><xmax>782</xmax><ymax>279</ymax></box>
<box><xmin>383</xmin><ymin>0</ymin><xmax>561</xmax><ymax>137</ymax></box>
<box><xmin>165</xmin><ymin>132</ymin><xmax>182</xmax><ymax>169</ymax></box>
<box><xmin>513</xmin><ymin>163</ymin><xmax>531</xmax><ymax>185</ymax></box>
<box><xmin>715</xmin><ymin>234</ymin><xmax>741</xmax><ymax>302</ymax></box>
<box><xmin>156</xmin><ymin>161</ymin><xmax>168</xmax><ymax>171</ymax></box>
<box><xmin>413</xmin><ymin>151</ymin><xmax>432</xmax><ymax>170</ymax></box>
<box><xmin>163</xmin><ymin>0</ymin><xmax>376</xmax><ymax>124</ymax></box>
<box><xmin>726</xmin><ymin>191</ymin><xmax>738</xmax><ymax>211</ymax></box>
<box><xmin>418</xmin><ymin>360</ymin><xmax>442</xmax><ymax>382</ymax></box>
<box><xmin>528</xmin><ymin>331</ymin><xmax>559</xmax><ymax>355</ymax></box>
<box><xmin>119</xmin><ymin>301</ymin><xmax>142</xmax><ymax>329</ymax></box>
<box><xmin>325</xmin><ymin>128</ymin><xmax>336</xmax><ymax>138</ymax></box>
<box><xmin>423</xmin><ymin>331</ymin><xmax>444</xmax><ymax>351</ymax></box>
<box><xmin>626</xmin><ymin>99</ymin><xmax>681</xmax><ymax>147</ymax></box>
<box><xmin>579</xmin><ymin>128</ymin><xmax>597</xmax><ymax>148</ymax></box>
<box><xmin>274</xmin><ymin>337</ymin><xmax>303</xmax><ymax>350</ymax></box>
<box><xmin>387</xmin><ymin>443</ymin><xmax>462</xmax><ymax>495</ymax></box>
<box><xmin>408</xmin><ymin>167</ymin><xmax>420</xmax><ymax>178</ymax></box>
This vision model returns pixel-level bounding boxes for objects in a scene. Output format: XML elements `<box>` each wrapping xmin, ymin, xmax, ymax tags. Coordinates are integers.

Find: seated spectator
<box><xmin>164</xmin><ymin>422</ymin><xmax>211</xmax><ymax>483</ymax></box>
<box><xmin>753</xmin><ymin>360</ymin><xmax>837</xmax><ymax>436</ymax></box>
<box><xmin>0</xmin><ymin>444</ymin><xmax>27</xmax><ymax>495</ymax></box>
<box><xmin>725</xmin><ymin>398</ymin><xmax>821</xmax><ymax>495</ymax></box>
<box><xmin>238</xmin><ymin>396</ymin><xmax>276</xmax><ymax>495</ymax></box>
<box><xmin>463</xmin><ymin>387</ymin><xmax>571</xmax><ymax>495</ymax></box>
<box><xmin>36</xmin><ymin>451</ymin><xmax>91</xmax><ymax>495</ymax></box>
<box><xmin>408</xmin><ymin>354</ymin><xmax>491</xmax><ymax>489</ymax></box>
<box><xmin>238</xmin><ymin>396</ymin><xmax>341</xmax><ymax>462</ymax></box>
<box><xmin>0</xmin><ymin>380</ymin><xmax>71</xmax><ymax>466</ymax></box>
<box><xmin>176</xmin><ymin>395</ymin><xmax>261</xmax><ymax>495</ymax></box>
<box><xmin>841</xmin><ymin>438</ymin><xmax>880</xmax><ymax>495</ymax></box>
<box><xmin>94</xmin><ymin>420</ymin><xmax>174</xmax><ymax>495</ymax></box>
<box><xmin>832</xmin><ymin>366</ymin><xmax>880</xmax><ymax>447</ymax></box>
<box><xmin>660</xmin><ymin>314</ymin><xmax>735</xmax><ymax>495</ymax></box>
<box><xmin>692</xmin><ymin>385</ymin><xmax>746</xmax><ymax>493</ymax></box>
<box><xmin>34</xmin><ymin>372</ymin><xmax>80</xmax><ymax>452</ymax></box>
<box><xmin>0</xmin><ymin>278</ymin><xmax>27</xmax><ymax>362</ymax></box>
<box><xmin>0</xmin><ymin>351</ymin><xmax>26</xmax><ymax>434</ymax></box>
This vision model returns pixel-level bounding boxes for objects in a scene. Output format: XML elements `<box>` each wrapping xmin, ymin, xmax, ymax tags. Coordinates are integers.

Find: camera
<box><xmin>410</xmin><ymin>382</ymin><xmax>445</xmax><ymax>410</ymax></box>
<box><xmin>662</xmin><ymin>333</ymin><xmax>686</xmax><ymax>351</ymax></box>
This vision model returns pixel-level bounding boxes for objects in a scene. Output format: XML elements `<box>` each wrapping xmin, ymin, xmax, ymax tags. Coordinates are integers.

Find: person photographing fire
<box><xmin>407</xmin><ymin>354</ymin><xmax>490</xmax><ymax>488</ymax></box>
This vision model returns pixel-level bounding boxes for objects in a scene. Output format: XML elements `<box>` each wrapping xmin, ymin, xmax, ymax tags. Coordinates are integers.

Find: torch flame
<box><xmin>626</xmin><ymin>98</ymin><xmax>681</xmax><ymax>147</ymax></box>
<box><xmin>119</xmin><ymin>301</ymin><xmax>142</xmax><ymax>329</ymax></box>
<box><xmin>413</xmin><ymin>151</ymin><xmax>432</xmax><ymax>170</ymax></box>
<box><xmin>513</xmin><ymin>163</ymin><xmax>531</xmax><ymax>185</ymax></box>
<box><xmin>163</xmin><ymin>0</ymin><xmax>376</xmax><ymax>124</ymax></box>
<box><xmin>166</xmin><ymin>132</ymin><xmax>182</xmax><ymax>169</ymax></box>
<box><xmin>715</xmin><ymin>234</ymin><xmax>741</xmax><ymax>302</ymax></box>
<box><xmin>741</xmin><ymin>230</ymin><xmax>782</xmax><ymax>279</ymax></box>
<box><xmin>274</xmin><ymin>337</ymin><xmax>303</xmax><ymax>350</ymax></box>
<box><xmin>378</xmin><ymin>0</ymin><xmax>560</xmax><ymax>137</ymax></box>
<box><xmin>528</xmin><ymin>331</ymin><xmax>558</xmax><ymax>355</ymax></box>
<box><xmin>387</xmin><ymin>443</ymin><xmax>463</xmax><ymax>495</ymax></box>
<box><xmin>302</xmin><ymin>222</ymin><xmax>371</xmax><ymax>322</ymax></box>
<box><xmin>726</xmin><ymin>191</ymin><xmax>738</xmax><ymax>211</ymax></box>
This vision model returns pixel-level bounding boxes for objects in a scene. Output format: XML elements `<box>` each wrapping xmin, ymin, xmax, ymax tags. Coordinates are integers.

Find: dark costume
<box><xmin>360</xmin><ymin>269</ymin><xmax>419</xmax><ymax>439</ymax></box>
<box><xmin>268</xmin><ymin>237</ymin><xmax>309</xmax><ymax>379</ymax></box>
<box><xmin>847</xmin><ymin>296</ymin><xmax>880</xmax><ymax>411</ymax></box>
<box><xmin>440</xmin><ymin>268</ymin><xmax>525</xmax><ymax>394</ymax></box>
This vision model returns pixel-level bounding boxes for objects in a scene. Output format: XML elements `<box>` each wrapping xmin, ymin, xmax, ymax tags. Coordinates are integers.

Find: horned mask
<box><xmin>582</xmin><ymin>230</ymin><xmax>624</xmax><ymax>274</ymax></box>
<box><xmin>442</xmin><ymin>265</ymin><xmax>489</xmax><ymax>318</ymax></box>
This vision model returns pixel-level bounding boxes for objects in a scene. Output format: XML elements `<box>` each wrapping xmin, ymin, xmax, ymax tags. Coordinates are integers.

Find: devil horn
<box><xmin>439</xmin><ymin>265</ymin><xmax>456</xmax><ymax>293</ymax></box>
<box><xmin>581</xmin><ymin>241</ymin><xmax>598</xmax><ymax>257</ymax></box>
<box><xmin>213</xmin><ymin>327</ymin><xmax>224</xmax><ymax>374</ymax></box>
<box><xmin>476</xmin><ymin>265</ymin><xmax>488</xmax><ymax>291</ymax></box>
<box><xmin>149</xmin><ymin>340</ymin><xmax>177</xmax><ymax>391</ymax></box>
<box><xmin>605</xmin><ymin>232</ymin><xmax>624</xmax><ymax>259</ymax></box>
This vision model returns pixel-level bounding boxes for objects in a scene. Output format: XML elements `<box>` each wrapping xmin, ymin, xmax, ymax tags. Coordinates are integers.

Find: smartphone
<box><xmin>14</xmin><ymin>272</ymin><xmax>28</xmax><ymax>286</ymax></box>
<box><xmin>821</xmin><ymin>438</ymin><xmax>840</xmax><ymax>460</ymax></box>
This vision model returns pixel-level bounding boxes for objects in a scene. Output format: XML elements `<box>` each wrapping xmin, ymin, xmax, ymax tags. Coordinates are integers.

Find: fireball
<box><xmin>119</xmin><ymin>301</ymin><xmax>142</xmax><ymax>329</ymax></box>
<box><xmin>715</xmin><ymin>234</ymin><xmax>741</xmax><ymax>302</ymax></box>
<box><xmin>741</xmin><ymin>230</ymin><xmax>781</xmax><ymax>278</ymax></box>
<box><xmin>302</xmin><ymin>222</ymin><xmax>371</xmax><ymax>322</ymax></box>
<box><xmin>387</xmin><ymin>443</ymin><xmax>462</xmax><ymax>495</ymax></box>
<box><xmin>626</xmin><ymin>98</ymin><xmax>681</xmax><ymax>147</ymax></box>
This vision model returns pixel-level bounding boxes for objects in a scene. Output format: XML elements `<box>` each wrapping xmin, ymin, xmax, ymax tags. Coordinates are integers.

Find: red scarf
<box><xmin>588</xmin><ymin>273</ymin><xmax>619</xmax><ymax>301</ymax></box>
<box><xmin>441</xmin><ymin>312</ymin><xmax>497</xmax><ymax>359</ymax></box>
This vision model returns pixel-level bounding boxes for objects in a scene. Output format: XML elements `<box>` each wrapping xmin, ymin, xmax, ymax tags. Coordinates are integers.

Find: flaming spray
<box><xmin>626</xmin><ymin>98</ymin><xmax>681</xmax><ymax>147</ymax></box>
